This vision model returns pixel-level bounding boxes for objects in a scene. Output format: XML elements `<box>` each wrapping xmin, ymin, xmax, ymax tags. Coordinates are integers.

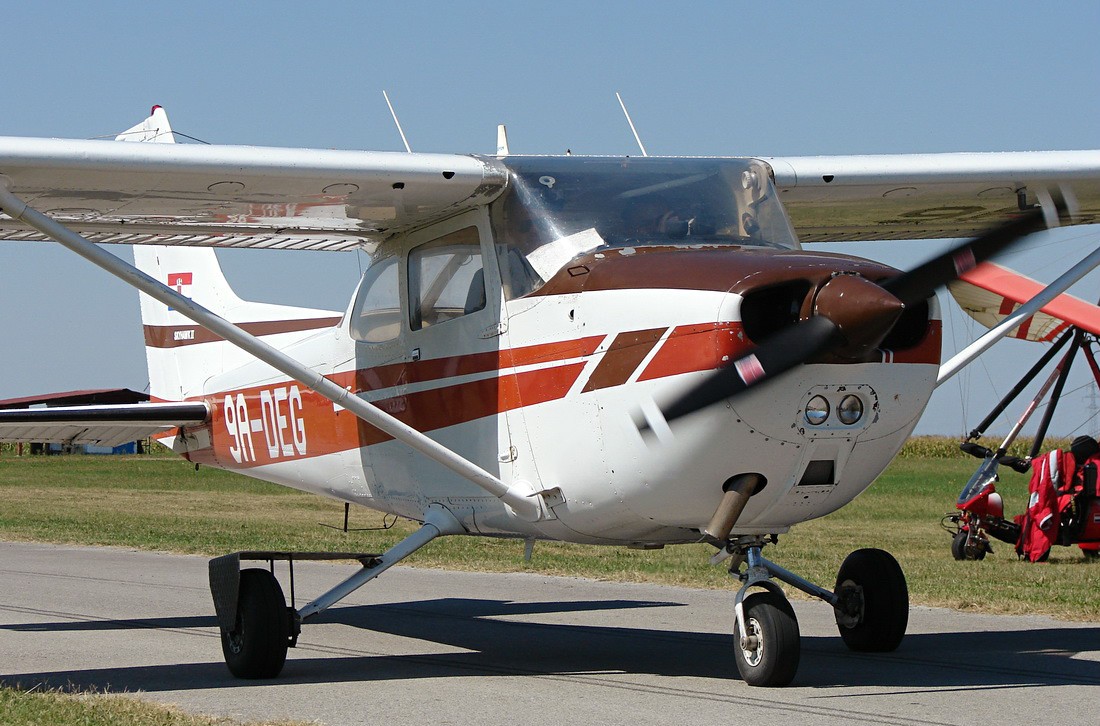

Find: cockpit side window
<box><xmin>349</xmin><ymin>254</ymin><xmax>401</xmax><ymax>343</ymax></box>
<box><xmin>408</xmin><ymin>226</ymin><xmax>486</xmax><ymax>330</ymax></box>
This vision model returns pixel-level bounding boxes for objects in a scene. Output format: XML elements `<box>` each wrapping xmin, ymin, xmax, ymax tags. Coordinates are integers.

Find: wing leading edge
<box><xmin>0</xmin><ymin>133</ymin><xmax>508</xmax><ymax>251</ymax></box>
<box><xmin>3</xmin><ymin>108</ymin><xmax>1099</xmax><ymax>249</ymax></box>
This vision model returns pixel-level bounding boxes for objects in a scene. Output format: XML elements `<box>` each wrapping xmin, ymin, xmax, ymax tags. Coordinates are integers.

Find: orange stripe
<box><xmin>638</xmin><ymin>323</ymin><xmax>748</xmax><ymax>381</ymax></box>
<box><xmin>199</xmin><ymin>335</ymin><xmax>605</xmax><ymax>470</ymax></box>
<box><xmin>1041</xmin><ymin>321</ymin><xmax>1071</xmax><ymax>343</ymax></box>
<box><xmin>204</xmin><ymin>361</ymin><xmax>587</xmax><ymax>468</ymax></box>
<box><xmin>357</xmin><ymin>363</ymin><xmax>586</xmax><ymax>447</ymax></box>
<box><xmin>357</xmin><ymin>336</ymin><xmax>605</xmax><ymax>392</ymax></box>
<box><xmin>189</xmin><ymin>320</ymin><xmax>941</xmax><ymax>471</ymax></box>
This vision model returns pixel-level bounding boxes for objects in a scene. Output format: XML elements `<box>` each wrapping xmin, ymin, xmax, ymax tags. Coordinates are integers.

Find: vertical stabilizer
<box><xmin>115</xmin><ymin>105</ymin><xmax>176</xmax><ymax>143</ymax></box>
<box><xmin>118</xmin><ymin>107</ymin><xmax>342</xmax><ymax>401</ymax></box>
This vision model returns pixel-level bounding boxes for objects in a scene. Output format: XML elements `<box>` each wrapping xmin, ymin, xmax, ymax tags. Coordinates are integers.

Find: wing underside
<box><xmin>0</xmin><ymin>135</ymin><xmax>508</xmax><ymax>251</ymax></box>
<box><xmin>765</xmin><ymin>151</ymin><xmax>1100</xmax><ymax>242</ymax></box>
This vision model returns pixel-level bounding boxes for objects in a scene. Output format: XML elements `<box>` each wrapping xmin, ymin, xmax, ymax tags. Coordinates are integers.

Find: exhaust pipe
<box><xmin>704</xmin><ymin>473</ymin><xmax>763</xmax><ymax>541</ymax></box>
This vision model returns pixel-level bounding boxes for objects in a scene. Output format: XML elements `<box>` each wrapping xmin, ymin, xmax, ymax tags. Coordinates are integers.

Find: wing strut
<box><xmin>937</xmin><ymin>243</ymin><xmax>1100</xmax><ymax>386</ymax></box>
<box><xmin>0</xmin><ymin>185</ymin><xmax>544</xmax><ymax>522</ymax></box>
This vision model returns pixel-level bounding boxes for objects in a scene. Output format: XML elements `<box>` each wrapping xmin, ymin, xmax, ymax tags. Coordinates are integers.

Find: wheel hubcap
<box><xmin>835</xmin><ymin>580</ymin><xmax>865</xmax><ymax>628</ymax></box>
<box><xmin>226</xmin><ymin>631</ymin><xmax>243</xmax><ymax>654</ymax></box>
<box><xmin>740</xmin><ymin>617</ymin><xmax>764</xmax><ymax>666</ymax></box>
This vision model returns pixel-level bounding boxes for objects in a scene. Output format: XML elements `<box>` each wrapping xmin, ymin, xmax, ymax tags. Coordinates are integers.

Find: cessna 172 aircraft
<box><xmin>1</xmin><ymin>107</ymin><xmax>1099</xmax><ymax>687</ymax></box>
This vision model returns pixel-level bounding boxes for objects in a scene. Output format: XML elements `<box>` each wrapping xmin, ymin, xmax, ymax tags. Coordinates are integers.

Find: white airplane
<box><xmin>1</xmin><ymin>107</ymin><xmax>1098</xmax><ymax>686</ymax></box>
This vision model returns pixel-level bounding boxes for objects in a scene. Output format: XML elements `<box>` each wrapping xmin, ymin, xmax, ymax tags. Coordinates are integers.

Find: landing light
<box><xmin>838</xmin><ymin>395</ymin><xmax>864</xmax><ymax>425</ymax></box>
<box><xmin>805</xmin><ymin>396</ymin><xmax>829</xmax><ymax>425</ymax></box>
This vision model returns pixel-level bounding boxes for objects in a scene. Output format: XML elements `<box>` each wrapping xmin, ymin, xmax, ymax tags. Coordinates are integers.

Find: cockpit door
<box><xmin>396</xmin><ymin>210</ymin><xmax>513</xmax><ymax>506</ymax></box>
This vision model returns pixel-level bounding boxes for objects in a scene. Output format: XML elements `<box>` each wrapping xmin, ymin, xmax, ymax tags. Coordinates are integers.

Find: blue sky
<box><xmin>1</xmin><ymin>1</ymin><xmax>1098</xmax><ymax>435</ymax></box>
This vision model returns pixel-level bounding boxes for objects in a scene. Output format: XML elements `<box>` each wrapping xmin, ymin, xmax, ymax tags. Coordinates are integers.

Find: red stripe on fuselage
<box><xmin>189</xmin><ymin>320</ymin><xmax>939</xmax><ymax>470</ymax></box>
<box><xmin>201</xmin><ymin>337</ymin><xmax>603</xmax><ymax>469</ymax></box>
<box><xmin>638</xmin><ymin>323</ymin><xmax>748</xmax><ymax>381</ymax></box>
<box><xmin>356</xmin><ymin>336</ymin><xmax>604</xmax><ymax>391</ymax></box>
<box><xmin>355</xmin><ymin>362</ymin><xmax>586</xmax><ymax>447</ymax></box>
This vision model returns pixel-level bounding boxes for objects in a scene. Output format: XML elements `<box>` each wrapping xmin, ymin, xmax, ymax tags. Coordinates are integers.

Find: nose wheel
<box><xmin>724</xmin><ymin>540</ymin><xmax>909</xmax><ymax>686</ymax></box>
<box><xmin>733</xmin><ymin>590</ymin><xmax>800</xmax><ymax>686</ymax></box>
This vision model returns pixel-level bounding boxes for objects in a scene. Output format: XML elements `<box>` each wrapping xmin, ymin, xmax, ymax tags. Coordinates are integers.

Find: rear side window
<box><xmin>408</xmin><ymin>226</ymin><xmax>485</xmax><ymax>330</ymax></box>
<box><xmin>350</xmin><ymin>255</ymin><xmax>401</xmax><ymax>343</ymax></box>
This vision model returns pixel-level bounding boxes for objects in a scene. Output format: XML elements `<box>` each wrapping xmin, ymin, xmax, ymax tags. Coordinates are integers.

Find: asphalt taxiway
<box><xmin>1</xmin><ymin>541</ymin><xmax>1097</xmax><ymax>725</ymax></box>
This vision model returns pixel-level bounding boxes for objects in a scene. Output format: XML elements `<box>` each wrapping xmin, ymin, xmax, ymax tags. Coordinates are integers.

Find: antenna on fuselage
<box><xmin>616</xmin><ymin>91</ymin><xmax>648</xmax><ymax>157</ymax></box>
<box><xmin>382</xmin><ymin>90</ymin><xmax>413</xmax><ymax>153</ymax></box>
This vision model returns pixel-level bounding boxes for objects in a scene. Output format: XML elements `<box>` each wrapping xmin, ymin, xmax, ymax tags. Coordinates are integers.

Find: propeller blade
<box><xmin>883</xmin><ymin>202</ymin><xmax>1065</xmax><ymax>305</ymax></box>
<box><xmin>659</xmin><ymin>316</ymin><xmax>839</xmax><ymax>424</ymax></box>
<box><xmin>652</xmin><ymin>196</ymin><xmax>1070</xmax><ymax>427</ymax></box>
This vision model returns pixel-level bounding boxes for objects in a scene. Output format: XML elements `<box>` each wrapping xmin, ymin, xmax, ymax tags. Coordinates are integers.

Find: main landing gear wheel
<box><xmin>834</xmin><ymin>548</ymin><xmax>908</xmax><ymax>652</ymax></box>
<box><xmin>733</xmin><ymin>590</ymin><xmax>800</xmax><ymax>687</ymax></box>
<box><xmin>221</xmin><ymin>568</ymin><xmax>292</xmax><ymax>679</ymax></box>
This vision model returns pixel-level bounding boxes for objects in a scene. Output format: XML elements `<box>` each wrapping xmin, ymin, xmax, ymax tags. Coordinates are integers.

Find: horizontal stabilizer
<box><xmin>0</xmin><ymin>402</ymin><xmax>209</xmax><ymax>447</ymax></box>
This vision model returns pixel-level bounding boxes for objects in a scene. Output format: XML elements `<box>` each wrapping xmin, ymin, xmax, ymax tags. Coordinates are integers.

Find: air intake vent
<box><xmin>798</xmin><ymin>460</ymin><xmax>835</xmax><ymax>487</ymax></box>
<box><xmin>740</xmin><ymin>281</ymin><xmax>811</xmax><ymax>344</ymax></box>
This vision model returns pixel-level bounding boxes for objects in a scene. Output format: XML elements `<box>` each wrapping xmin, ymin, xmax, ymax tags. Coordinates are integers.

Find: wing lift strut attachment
<box><xmin>0</xmin><ymin>184</ymin><xmax>549</xmax><ymax>678</ymax></box>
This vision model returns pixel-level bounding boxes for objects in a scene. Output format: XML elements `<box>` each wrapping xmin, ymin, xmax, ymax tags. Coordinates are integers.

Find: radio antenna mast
<box><xmin>382</xmin><ymin>90</ymin><xmax>412</xmax><ymax>153</ymax></box>
<box><xmin>616</xmin><ymin>92</ymin><xmax>648</xmax><ymax>157</ymax></box>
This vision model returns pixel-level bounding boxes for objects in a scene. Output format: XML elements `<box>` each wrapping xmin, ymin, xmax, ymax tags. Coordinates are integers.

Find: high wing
<box><xmin>0</xmin><ymin>401</ymin><xmax>209</xmax><ymax>447</ymax></box>
<box><xmin>947</xmin><ymin>262</ymin><xmax>1100</xmax><ymax>341</ymax></box>
<box><xmin>0</xmin><ymin>133</ymin><xmax>507</xmax><ymax>251</ymax></box>
<box><xmin>766</xmin><ymin>151</ymin><xmax>1100</xmax><ymax>242</ymax></box>
<box><xmin>3</xmin><ymin>109</ymin><xmax>1099</xmax><ymax>248</ymax></box>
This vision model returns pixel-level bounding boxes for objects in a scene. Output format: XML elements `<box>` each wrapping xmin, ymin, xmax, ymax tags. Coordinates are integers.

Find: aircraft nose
<box><xmin>812</xmin><ymin>274</ymin><xmax>905</xmax><ymax>359</ymax></box>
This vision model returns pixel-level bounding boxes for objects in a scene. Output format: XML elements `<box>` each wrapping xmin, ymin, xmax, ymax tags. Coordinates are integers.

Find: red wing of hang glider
<box><xmin>948</xmin><ymin>262</ymin><xmax>1100</xmax><ymax>341</ymax></box>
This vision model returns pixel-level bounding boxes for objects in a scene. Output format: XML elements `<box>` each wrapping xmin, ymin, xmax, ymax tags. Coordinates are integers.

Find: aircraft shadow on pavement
<box><xmin>2</xmin><ymin>597</ymin><xmax>1099</xmax><ymax>692</ymax></box>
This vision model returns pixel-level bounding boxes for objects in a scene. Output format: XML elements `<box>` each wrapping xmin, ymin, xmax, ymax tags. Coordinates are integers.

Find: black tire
<box><xmin>221</xmin><ymin>568</ymin><xmax>291</xmax><ymax>679</ymax></box>
<box><xmin>834</xmin><ymin>548</ymin><xmax>908</xmax><ymax>652</ymax></box>
<box><xmin>733</xmin><ymin>590</ymin><xmax>800</xmax><ymax>687</ymax></box>
<box><xmin>1083</xmin><ymin>548</ymin><xmax>1100</xmax><ymax>560</ymax></box>
<box><xmin>951</xmin><ymin>530</ymin><xmax>967</xmax><ymax>561</ymax></box>
<box><xmin>951</xmin><ymin>530</ymin><xmax>987</xmax><ymax>561</ymax></box>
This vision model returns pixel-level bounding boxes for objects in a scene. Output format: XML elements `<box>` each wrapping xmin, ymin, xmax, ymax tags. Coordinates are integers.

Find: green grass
<box><xmin>0</xmin><ymin>686</ymin><xmax>309</xmax><ymax>726</ymax></box>
<box><xmin>0</xmin><ymin>441</ymin><xmax>1097</xmax><ymax>620</ymax></box>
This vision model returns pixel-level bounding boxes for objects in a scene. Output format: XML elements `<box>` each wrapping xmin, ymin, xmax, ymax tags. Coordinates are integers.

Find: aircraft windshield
<box><xmin>490</xmin><ymin>156</ymin><xmax>799</xmax><ymax>297</ymax></box>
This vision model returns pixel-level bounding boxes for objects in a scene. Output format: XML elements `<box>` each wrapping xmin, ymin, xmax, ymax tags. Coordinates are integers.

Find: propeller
<box><xmin>652</xmin><ymin>197</ymin><xmax>1071</xmax><ymax>427</ymax></box>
